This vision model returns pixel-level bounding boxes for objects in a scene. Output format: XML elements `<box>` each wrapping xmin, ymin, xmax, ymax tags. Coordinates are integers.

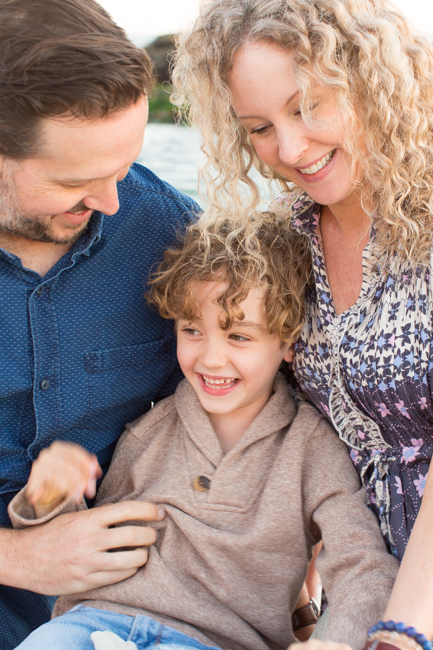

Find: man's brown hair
<box><xmin>0</xmin><ymin>0</ymin><xmax>155</xmax><ymax>158</ymax></box>
<box><xmin>148</xmin><ymin>212</ymin><xmax>312</xmax><ymax>344</ymax></box>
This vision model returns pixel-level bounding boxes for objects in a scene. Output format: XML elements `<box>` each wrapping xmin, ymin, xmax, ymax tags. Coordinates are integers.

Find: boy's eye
<box><xmin>229</xmin><ymin>333</ymin><xmax>250</xmax><ymax>342</ymax></box>
<box><xmin>182</xmin><ymin>327</ymin><xmax>201</xmax><ymax>336</ymax></box>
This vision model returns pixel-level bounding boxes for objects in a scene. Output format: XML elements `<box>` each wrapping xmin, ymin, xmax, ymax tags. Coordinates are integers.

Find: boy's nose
<box><xmin>200</xmin><ymin>342</ymin><xmax>227</xmax><ymax>369</ymax></box>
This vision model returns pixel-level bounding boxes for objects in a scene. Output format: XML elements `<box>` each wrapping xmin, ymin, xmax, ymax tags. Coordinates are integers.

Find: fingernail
<box><xmin>157</xmin><ymin>506</ymin><xmax>165</xmax><ymax>520</ymax></box>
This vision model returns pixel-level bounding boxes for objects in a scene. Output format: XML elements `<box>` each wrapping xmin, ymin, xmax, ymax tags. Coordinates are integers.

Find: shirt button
<box><xmin>40</xmin><ymin>380</ymin><xmax>50</xmax><ymax>390</ymax></box>
<box><xmin>36</xmin><ymin>286</ymin><xmax>45</xmax><ymax>295</ymax></box>
<box><xmin>193</xmin><ymin>476</ymin><xmax>211</xmax><ymax>492</ymax></box>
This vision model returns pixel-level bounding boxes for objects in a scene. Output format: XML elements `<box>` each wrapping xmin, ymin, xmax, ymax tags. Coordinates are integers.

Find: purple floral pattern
<box><xmin>272</xmin><ymin>191</ymin><xmax>433</xmax><ymax>559</ymax></box>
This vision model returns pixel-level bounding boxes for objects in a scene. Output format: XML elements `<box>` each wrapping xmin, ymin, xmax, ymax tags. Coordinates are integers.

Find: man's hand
<box><xmin>1</xmin><ymin>500</ymin><xmax>165</xmax><ymax>595</ymax></box>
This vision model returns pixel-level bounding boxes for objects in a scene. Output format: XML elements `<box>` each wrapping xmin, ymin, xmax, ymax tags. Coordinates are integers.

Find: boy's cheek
<box><xmin>176</xmin><ymin>344</ymin><xmax>193</xmax><ymax>377</ymax></box>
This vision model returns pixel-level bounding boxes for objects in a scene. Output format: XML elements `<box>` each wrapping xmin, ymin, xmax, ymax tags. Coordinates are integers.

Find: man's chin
<box><xmin>1</xmin><ymin>217</ymin><xmax>90</xmax><ymax>245</ymax></box>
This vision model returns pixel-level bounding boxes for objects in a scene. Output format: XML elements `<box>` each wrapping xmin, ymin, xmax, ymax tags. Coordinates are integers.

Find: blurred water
<box><xmin>137</xmin><ymin>123</ymin><xmax>281</xmax><ymax>210</ymax></box>
<box><xmin>138</xmin><ymin>123</ymin><xmax>205</xmax><ymax>206</ymax></box>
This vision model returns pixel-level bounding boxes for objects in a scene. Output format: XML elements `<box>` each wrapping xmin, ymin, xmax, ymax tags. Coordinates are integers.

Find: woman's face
<box><xmin>228</xmin><ymin>41</ymin><xmax>363</xmax><ymax>210</ymax></box>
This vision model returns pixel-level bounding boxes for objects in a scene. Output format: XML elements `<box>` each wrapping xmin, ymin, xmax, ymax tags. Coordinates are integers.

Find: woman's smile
<box><xmin>295</xmin><ymin>149</ymin><xmax>337</xmax><ymax>182</ymax></box>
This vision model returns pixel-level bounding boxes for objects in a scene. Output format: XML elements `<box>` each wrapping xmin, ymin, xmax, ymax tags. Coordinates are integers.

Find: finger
<box><xmin>84</xmin><ymin>477</ymin><xmax>97</xmax><ymax>499</ymax></box>
<box><xmin>27</xmin><ymin>469</ymin><xmax>48</xmax><ymax>501</ymax></box>
<box><xmin>26</xmin><ymin>484</ymin><xmax>45</xmax><ymax>504</ymax></box>
<box><xmin>92</xmin><ymin>456</ymin><xmax>103</xmax><ymax>479</ymax></box>
<box><xmin>33</xmin><ymin>481</ymin><xmax>68</xmax><ymax>506</ymax></box>
<box><xmin>85</xmin><ymin>567</ymin><xmax>142</xmax><ymax>591</ymax></box>
<box><xmin>95</xmin><ymin>501</ymin><xmax>165</xmax><ymax>527</ymax></box>
<box><xmin>84</xmin><ymin>457</ymin><xmax>101</xmax><ymax>498</ymax></box>
<box><xmin>70</xmin><ymin>483</ymin><xmax>87</xmax><ymax>503</ymax></box>
<box><xmin>95</xmin><ymin>547</ymin><xmax>149</xmax><ymax>572</ymax></box>
<box><xmin>102</xmin><ymin>524</ymin><xmax>158</xmax><ymax>550</ymax></box>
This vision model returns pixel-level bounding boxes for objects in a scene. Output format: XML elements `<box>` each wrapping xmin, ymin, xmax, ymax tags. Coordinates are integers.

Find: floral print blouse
<box><xmin>273</xmin><ymin>191</ymin><xmax>433</xmax><ymax>560</ymax></box>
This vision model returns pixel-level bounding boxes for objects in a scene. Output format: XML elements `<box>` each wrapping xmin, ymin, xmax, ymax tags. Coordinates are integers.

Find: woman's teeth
<box><xmin>298</xmin><ymin>150</ymin><xmax>335</xmax><ymax>175</ymax></box>
<box><xmin>202</xmin><ymin>375</ymin><xmax>238</xmax><ymax>389</ymax></box>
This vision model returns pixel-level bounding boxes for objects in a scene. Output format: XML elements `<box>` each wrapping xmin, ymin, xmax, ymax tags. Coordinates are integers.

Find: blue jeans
<box><xmin>15</xmin><ymin>605</ymin><xmax>222</xmax><ymax>650</ymax></box>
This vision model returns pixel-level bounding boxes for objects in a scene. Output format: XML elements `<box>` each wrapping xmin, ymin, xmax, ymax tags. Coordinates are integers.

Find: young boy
<box><xmin>9</xmin><ymin>213</ymin><xmax>398</xmax><ymax>650</ymax></box>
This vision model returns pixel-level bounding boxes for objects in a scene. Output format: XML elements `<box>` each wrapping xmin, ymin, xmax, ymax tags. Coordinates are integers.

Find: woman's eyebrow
<box><xmin>237</xmin><ymin>90</ymin><xmax>300</xmax><ymax>120</ymax></box>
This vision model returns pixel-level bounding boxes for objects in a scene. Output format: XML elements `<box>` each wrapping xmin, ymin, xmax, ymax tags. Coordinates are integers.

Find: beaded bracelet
<box><xmin>368</xmin><ymin>621</ymin><xmax>432</xmax><ymax>650</ymax></box>
<box><xmin>368</xmin><ymin>630</ymin><xmax>426</xmax><ymax>650</ymax></box>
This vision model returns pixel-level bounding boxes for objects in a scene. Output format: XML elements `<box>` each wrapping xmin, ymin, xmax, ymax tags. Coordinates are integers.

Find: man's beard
<box><xmin>0</xmin><ymin>162</ymin><xmax>92</xmax><ymax>245</ymax></box>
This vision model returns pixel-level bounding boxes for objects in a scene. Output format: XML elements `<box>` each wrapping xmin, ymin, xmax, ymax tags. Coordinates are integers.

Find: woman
<box><xmin>172</xmin><ymin>0</ymin><xmax>433</xmax><ymax>642</ymax></box>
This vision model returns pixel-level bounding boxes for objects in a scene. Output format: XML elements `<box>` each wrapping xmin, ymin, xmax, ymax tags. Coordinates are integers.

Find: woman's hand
<box><xmin>288</xmin><ymin>642</ymin><xmax>352</xmax><ymax>650</ymax></box>
<box><xmin>26</xmin><ymin>441</ymin><xmax>102</xmax><ymax>517</ymax></box>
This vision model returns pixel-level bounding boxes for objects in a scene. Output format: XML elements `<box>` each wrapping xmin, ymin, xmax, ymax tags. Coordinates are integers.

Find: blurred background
<box><xmin>98</xmin><ymin>0</ymin><xmax>433</xmax><ymax>208</ymax></box>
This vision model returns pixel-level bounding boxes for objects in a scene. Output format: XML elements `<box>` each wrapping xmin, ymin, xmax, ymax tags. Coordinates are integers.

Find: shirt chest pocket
<box><xmin>84</xmin><ymin>339</ymin><xmax>176</xmax><ymax>420</ymax></box>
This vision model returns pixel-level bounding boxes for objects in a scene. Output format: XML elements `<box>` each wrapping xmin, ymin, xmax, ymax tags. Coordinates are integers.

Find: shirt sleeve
<box><xmin>7</xmin><ymin>488</ymin><xmax>86</xmax><ymax>529</ymax></box>
<box><xmin>301</xmin><ymin>413</ymin><xmax>399</xmax><ymax>650</ymax></box>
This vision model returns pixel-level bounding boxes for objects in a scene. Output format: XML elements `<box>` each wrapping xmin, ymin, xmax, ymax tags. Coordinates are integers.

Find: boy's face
<box><xmin>176</xmin><ymin>281</ymin><xmax>293</xmax><ymax>433</ymax></box>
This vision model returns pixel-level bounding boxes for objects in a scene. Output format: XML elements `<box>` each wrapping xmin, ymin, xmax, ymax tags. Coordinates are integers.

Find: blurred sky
<box><xmin>98</xmin><ymin>0</ymin><xmax>433</xmax><ymax>47</ymax></box>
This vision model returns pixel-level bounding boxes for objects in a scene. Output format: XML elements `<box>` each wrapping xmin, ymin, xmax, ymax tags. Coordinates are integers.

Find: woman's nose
<box><xmin>277</xmin><ymin>130</ymin><xmax>308</xmax><ymax>167</ymax></box>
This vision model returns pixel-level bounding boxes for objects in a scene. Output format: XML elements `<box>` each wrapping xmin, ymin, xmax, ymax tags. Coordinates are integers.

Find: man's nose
<box><xmin>83</xmin><ymin>178</ymin><xmax>120</xmax><ymax>216</ymax></box>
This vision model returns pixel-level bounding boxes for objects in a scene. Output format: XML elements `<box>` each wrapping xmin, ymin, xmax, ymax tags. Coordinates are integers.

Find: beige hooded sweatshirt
<box><xmin>9</xmin><ymin>374</ymin><xmax>398</xmax><ymax>650</ymax></box>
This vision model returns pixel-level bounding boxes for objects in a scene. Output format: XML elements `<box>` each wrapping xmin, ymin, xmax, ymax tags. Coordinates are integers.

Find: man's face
<box><xmin>0</xmin><ymin>97</ymin><xmax>148</xmax><ymax>245</ymax></box>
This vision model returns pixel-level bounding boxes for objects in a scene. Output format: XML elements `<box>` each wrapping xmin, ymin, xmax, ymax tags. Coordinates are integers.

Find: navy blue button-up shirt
<box><xmin>0</xmin><ymin>163</ymin><xmax>198</xmax><ymax>648</ymax></box>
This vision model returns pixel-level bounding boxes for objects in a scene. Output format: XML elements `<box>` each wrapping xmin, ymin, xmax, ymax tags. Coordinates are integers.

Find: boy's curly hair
<box><xmin>147</xmin><ymin>212</ymin><xmax>313</xmax><ymax>343</ymax></box>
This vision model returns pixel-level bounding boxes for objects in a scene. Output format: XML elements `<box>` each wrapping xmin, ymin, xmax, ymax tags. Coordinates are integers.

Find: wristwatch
<box><xmin>292</xmin><ymin>598</ymin><xmax>320</xmax><ymax>631</ymax></box>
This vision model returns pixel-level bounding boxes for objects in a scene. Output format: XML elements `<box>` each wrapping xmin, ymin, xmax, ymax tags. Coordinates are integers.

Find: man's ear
<box><xmin>283</xmin><ymin>342</ymin><xmax>295</xmax><ymax>364</ymax></box>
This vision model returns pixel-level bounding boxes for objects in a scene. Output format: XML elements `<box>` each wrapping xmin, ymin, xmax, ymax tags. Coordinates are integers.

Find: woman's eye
<box><xmin>295</xmin><ymin>101</ymin><xmax>319</xmax><ymax>118</ymax></box>
<box><xmin>250</xmin><ymin>125</ymin><xmax>270</xmax><ymax>136</ymax></box>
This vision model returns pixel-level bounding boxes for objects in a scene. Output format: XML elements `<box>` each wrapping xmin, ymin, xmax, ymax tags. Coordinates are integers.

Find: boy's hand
<box><xmin>26</xmin><ymin>441</ymin><xmax>103</xmax><ymax>514</ymax></box>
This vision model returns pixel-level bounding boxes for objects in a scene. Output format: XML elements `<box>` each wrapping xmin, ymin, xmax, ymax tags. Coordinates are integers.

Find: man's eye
<box><xmin>182</xmin><ymin>327</ymin><xmax>200</xmax><ymax>336</ymax></box>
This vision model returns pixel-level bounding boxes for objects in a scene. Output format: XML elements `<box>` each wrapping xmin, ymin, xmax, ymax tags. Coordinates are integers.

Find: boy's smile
<box><xmin>199</xmin><ymin>373</ymin><xmax>240</xmax><ymax>395</ymax></box>
<box><xmin>176</xmin><ymin>280</ymin><xmax>293</xmax><ymax>453</ymax></box>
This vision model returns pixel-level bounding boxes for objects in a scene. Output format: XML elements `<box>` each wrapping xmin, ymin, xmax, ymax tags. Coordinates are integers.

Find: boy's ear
<box><xmin>283</xmin><ymin>343</ymin><xmax>295</xmax><ymax>363</ymax></box>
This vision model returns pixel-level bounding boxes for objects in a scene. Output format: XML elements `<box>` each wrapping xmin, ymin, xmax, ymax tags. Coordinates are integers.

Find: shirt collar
<box><xmin>70</xmin><ymin>210</ymin><xmax>105</xmax><ymax>259</ymax></box>
<box><xmin>175</xmin><ymin>372</ymin><xmax>296</xmax><ymax>466</ymax></box>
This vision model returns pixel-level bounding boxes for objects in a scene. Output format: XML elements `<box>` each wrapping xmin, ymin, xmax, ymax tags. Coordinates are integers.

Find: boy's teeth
<box><xmin>299</xmin><ymin>150</ymin><xmax>334</xmax><ymax>175</ymax></box>
<box><xmin>202</xmin><ymin>375</ymin><xmax>237</xmax><ymax>388</ymax></box>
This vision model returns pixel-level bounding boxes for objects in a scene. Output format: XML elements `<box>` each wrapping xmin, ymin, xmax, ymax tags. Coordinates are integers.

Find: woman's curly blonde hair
<box><xmin>172</xmin><ymin>0</ymin><xmax>433</xmax><ymax>263</ymax></box>
<box><xmin>147</xmin><ymin>211</ymin><xmax>313</xmax><ymax>343</ymax></box>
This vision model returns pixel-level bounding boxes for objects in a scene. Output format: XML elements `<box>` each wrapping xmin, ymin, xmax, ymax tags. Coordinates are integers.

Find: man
<box><xmin>0</xmin><ymin>1</ymin><xmax>198</xmax><ymax>647</ymax></box>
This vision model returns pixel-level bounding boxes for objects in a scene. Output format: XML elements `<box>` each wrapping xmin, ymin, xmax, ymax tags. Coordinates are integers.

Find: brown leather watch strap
<box><xmin>292</xmin><ymin>599</ymin><xmax>320</xmax><ymax>630</ymax></box>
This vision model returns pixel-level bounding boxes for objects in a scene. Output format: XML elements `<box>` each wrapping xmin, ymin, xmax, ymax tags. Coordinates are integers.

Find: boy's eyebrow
<box><xmin>232</xmin><ymin>320</ymin><xmax>263</xmax><ymax>329</ymax></box>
